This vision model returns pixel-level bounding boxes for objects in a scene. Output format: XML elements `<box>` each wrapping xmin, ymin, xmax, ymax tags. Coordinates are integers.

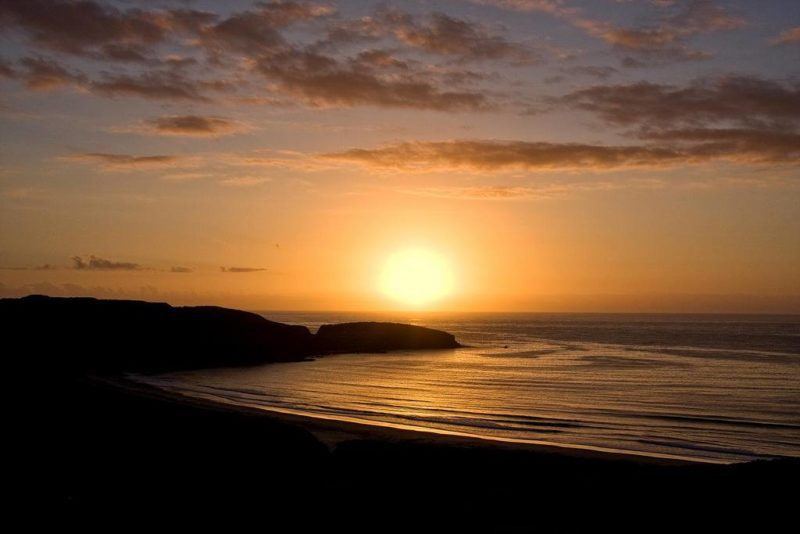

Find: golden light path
<box><xmin>379</xmin><ymin>249</ymin><xmax>454</xmax><ymax>308</ymax></box>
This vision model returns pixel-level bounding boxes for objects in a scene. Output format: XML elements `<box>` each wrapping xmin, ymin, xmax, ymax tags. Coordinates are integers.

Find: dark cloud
<box><xmin>72</xmin><ymin>255</ymin><xmax>141</xmax><ymax>271</ymax></box>
<box><xmin>89</xmin><ymin>71</ymin><xmax>215</xmax><ymax>101</ymax></box>
<box><xmin>256</xmin><ymin>49</ymin><xmax>492</xmax><ymax>111</ymax></box>
<box><xmin>355</xmin><ymin>49</ymin><xmax>410</xmax><ymax>71</ymax></box>
<box><xmin>145</xmin><ymin>115</ymin><xmax>244</xmax><ymax>136</ymax></box>
<box><xmin>324</xmin><ymin>140</ymin><xmax>685</xmax><ymax>171</ymax></box>
<box><xmin>16</xmin><ymin>56</ymin><xmax>86</xmax><ymax>90</ymax></box>
<box><xmin>170</xmin><ymin>266</ymin><xmax>193</xmax><ymax>273</ymax></box>
<box><xmin>199</xmin><ymin>1</ymin><xmax>332</xmax><ymax>57</ymax></box>
<box><xmin>1</xmin><ymin>2</ymin><xmax>501</xmax><ymax>111</ymax></box>
<box><xmin>557</xmin><ymin>76</ymin><xmax>800</xmax><ymax>128</ymax></box>
<box><xmin>0</xmin><ymin>57</ymin><xmax>15</xmax><ymax>78</ymax></box>
<box><xmin>0</xmin><ymin>0</ymin><xmax>170</xmax><ymax>56</ymax></box>
<box><xmin>66</xmin><ymin>152</ymin><xmax>180</xmax><ymax>168</ymax></box>
<box><xmin>565</xmin><ymin>65</ymin><xmax>618</xmax><ymax>80</ymax></box>
<box><xmin>98</xmin><ymin>43</ymin><xmax>151</xmax><ymax>63</ymax></box>
<box><xmin>323</xmin><ymin>135</ymin><xmax>800</xmax><ymax>172</ymax></box>
<box><xmin>383</xmin><ymin>10</ymin><xmax>535</xmax><ymax>63</ymax></box>
<box><xmin>545</xmin><ymin>75</ymin><xmax>800</xmax><ymax>168</ymax></box>
<box><xmin>637</xmin><ymin>128</ymin><xmax>800</xmax><ymax>164</ymax></box>
<box><xmin>220</xmin><ymin>266</ymin><xmax>267</xmax><ymax>273</ymax></box>
<box><xmin>323</xmin><ymin>8</ymin><xmax>534</xmax><ymax>63</ymax></box>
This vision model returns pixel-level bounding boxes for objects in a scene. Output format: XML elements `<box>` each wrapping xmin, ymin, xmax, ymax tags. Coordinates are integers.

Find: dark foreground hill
<box><xmin>1</xmin><ymin>295</ymin><xmax>460</xmax><ymax>373</ymax></box>
<box><xmin>5</xmin><ymin>295</ymin><xmax>797</xmax><ymax>527</ymax></box>
<box><xmin>314</xmin><ymin>321</ymin><xmax>459</xmax><ymax>352</ymax></box>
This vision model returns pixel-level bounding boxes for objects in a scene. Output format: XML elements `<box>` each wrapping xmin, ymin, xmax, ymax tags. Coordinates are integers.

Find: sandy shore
<box><xmin>112</xmin><ymin>374</ymin><xmax>701</xmax><ymax>466</ymax></box>
<box><xmin>16</xmin><ymin>371</ymin><xmax>799</xmax><ymax>527</ymax></box>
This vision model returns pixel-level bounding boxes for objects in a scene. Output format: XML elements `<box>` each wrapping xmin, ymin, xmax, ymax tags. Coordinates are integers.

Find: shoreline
<box><xmin>21</xmin><ymin>368</ymin><xmax>800</xmax><ymax>521</ymax></box>
<box><xmin>111</xmin><ymin>374</ymin><xmax>728</xmax><ymax>467</ymax></box>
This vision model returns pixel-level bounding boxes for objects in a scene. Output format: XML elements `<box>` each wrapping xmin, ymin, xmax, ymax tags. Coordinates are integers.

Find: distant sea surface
<box><xmin>139</xmin><ymin>313</ymin><xmax>800</xmax><ymax>463</ymax></box>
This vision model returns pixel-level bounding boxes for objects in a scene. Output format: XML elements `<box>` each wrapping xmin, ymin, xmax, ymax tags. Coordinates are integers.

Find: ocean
<box><xmin>138</xmin><ymin>312</ymin><xmax>800</xmax><ymax>463</ymax></box>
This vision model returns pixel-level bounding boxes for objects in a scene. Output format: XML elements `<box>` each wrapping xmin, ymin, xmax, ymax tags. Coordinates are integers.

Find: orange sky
<box><xmin>1</xmin><ymin>1</ymin><xmax>799</xmax><ymax>312</ymax></box>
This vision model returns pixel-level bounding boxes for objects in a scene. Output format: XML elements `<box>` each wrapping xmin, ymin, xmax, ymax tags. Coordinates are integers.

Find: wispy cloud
<box><xmin>89</xmin><ymin>71</ymin><xmax>221</xmax><ymax>102</ymax></box>
<box><xmin>404</xmin><ymin>180</ymin><xmax>657</xmax><ymax>200</ymax></box>
<box><xmin>324</xmin><ymin>135</ymin><xmax>800</xmax><ymax>172</ymax></box>
<box><xmin>220</xmin><ymin>266</ymin><xmax>267</xmax><ymax>273</ymax></box>
<box><xmin>406</xmin><ymin>185</ymin><xmax>548</xmax><ymax>199</ymax></box>
<box><xmin>771</xmin><ymin>26</ymin><xmax>800</xmax><ymax>45</ymax></box>
<box><xmin>72</xmin><ymin>255</ymin><xmax>141</xmax><ymax>271</ymax></box>
<box><xmin>13</xmin><ymin>56</ymin><xmax>86</xmax><ymax>90</ymax></box>
<box><xmin>218</xmin><ymin>176</ymin><xmax>272</xmax><ymax>187</ymax></box>
<box><xmin>141</xmin><ymin>115</ymin><xmax>249</xmax><ymax>137</ymax></box>
<box><xmin>63</xmin><ymin>152</ymin><xmax>181</xmax><ymax>169</ymax></box>
<box><xmin>471</xmin><ymin>0</ymin><xmax>745</xmax><ymax>66</ymax></box>
<box><xmin>579</xmin><ymin>1</ymin><xmax>743</xmax><ymax>65</ymax></box>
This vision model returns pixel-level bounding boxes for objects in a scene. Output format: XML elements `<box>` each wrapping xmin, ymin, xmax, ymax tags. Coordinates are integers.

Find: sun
<box><xmin>379</xmin><ymin>249</ymin><xmax>454</xmax><ymax>308</ymax></box>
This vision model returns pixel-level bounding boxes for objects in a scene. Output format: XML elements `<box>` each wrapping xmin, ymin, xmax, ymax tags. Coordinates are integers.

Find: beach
<box><xmin>31</xmin><ymin>372</ymin><xmax>794</xmax><ymax>527</ymax></box>
<box><xmin>7</xmin><ymin>297</ymin><xmax>798</xmax><ymax>528</ymax></box>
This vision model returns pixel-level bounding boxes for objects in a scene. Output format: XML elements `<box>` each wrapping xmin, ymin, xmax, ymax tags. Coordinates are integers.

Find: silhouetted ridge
<box><xmin>314</xmin><ymin>321</ymin><xmax>460</xmax><ymax>353</ymax></box>
<box><xmin>1</xmin><ymin>295</ymin><xmax>459</xmax><ymax>373</ymax></box>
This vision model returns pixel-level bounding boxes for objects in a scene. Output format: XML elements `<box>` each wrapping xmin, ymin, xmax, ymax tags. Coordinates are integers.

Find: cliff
<box><xmin>314</xmin><ymin>321</ymin><xmax>460</xmax><ymax>353</ymax></box>
<box><xmin>1</xmin><ymin>295</ymin><xmax>459</xmax><ymax>373</ymax></box>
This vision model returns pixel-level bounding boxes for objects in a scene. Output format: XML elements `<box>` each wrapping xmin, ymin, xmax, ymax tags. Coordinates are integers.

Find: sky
<box><xmin>0</xmin><ymin>0</ymin><xmax>798</xmax><ymax>312</ymax></box>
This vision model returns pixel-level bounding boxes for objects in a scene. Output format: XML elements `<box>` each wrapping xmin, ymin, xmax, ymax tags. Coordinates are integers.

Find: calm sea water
<box><xmin>139</xmin><ymin>313</ymin><xmax>800</xmax><ymax>463</ymax></box>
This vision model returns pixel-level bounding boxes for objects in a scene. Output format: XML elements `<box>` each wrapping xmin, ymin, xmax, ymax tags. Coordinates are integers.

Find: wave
<box><xmin>140</xmin><ymin>313</ymin><xmax>800</xmax><ymax>464</ymax></box>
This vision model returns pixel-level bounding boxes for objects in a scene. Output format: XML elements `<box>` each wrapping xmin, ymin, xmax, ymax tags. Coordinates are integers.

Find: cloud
<box><xmin>556</xmin><ymin>76</ymin><xmax>800</xmax><ymax>128</ymax></box>
<box><xmin>65</xmin><ymin>152</ymin><xmax>181</xmax><ymax>169</ymax></box>
<box><xmin>0</xmin><ymin>0</ymin><xmax>170</xmax><ymax>56</ymax></box>
<box><xmin>466</xmin><ymin>1</ymin><xmax>574</xmax><ymax>16</ymax></box>
<box><xmin>381</xmin><ymin>10</ymin><xmax>535</xmax><ymax>63</ymax></box>
<box><xmin>170</xmin><ymin>266</ymin><xmax>193</xmax><ymax>273</ymax></box>
<box><xmin>96</xmin><ymin>43</ymin><xmax>151</xmax><ymax>63</ymax></box>
<box><xmin>323</xmin><ymin>135</ymin><xmax>800</xmax><ymax>172</ymax></box>
<box><xmin>572</xmin><ymin>1</ymin><xmax>745</xmax><ymax>65</ymax></box>
<box><xmin>0</xmin><ymin>263</ymin><xmax>56</xmax><ymax>271</ymax></box>
<box><xmin>476</xmin><ymin>0</ymin><xmax>744</xmax><ymax>66</ymax></box>
<box><xmin>72</xmin><ymin>255</ymin><xmax>141</xmax><ymax>271</ymax></box>
<box><xmin>143</xmin><ymin>115</ymin><xmax>247</xmax><ymax>137</ymax></box>
<box><xmin>636</xmin><ymin>128</ymin><xmax>800</xmax><ymax>164</ymax></box>
<box><xmin>771</xmin><ymin>26</ymin><xmax>800</xmax><ymax>45</ymax></box>
<box><xmin>566</xmin><ymin>65</ymin><xmax>618</xmax><ymax>79</ymax></box>
<box><xmin>218</xmin><ymin>176</ymin><xmax>271</xmax><ymax>187</ymax></box>
<box><xmin>323</xmin><ymin>140</ymin><xmax>685</xmax><ymax>171</ymax></box>
<box><xmin>220</xmin><ymin>266</ymin><xmax>267</xmax><ymax>273</ymax></box>
<box><xmin>198</xmin><ymin>1</ymin><xmax>333</xmax><ymax>57</ymax></box>
<box><xmin>89</xmin><ymin>71</ymin><xmax>219</xmax><ymax>101</ymax></box>
<box><xmin>321</xmin><ymin>7</ymin><xmax>534</xmax><ymax>63</ymax></box>
<box><xmin>1</xmin><ymin>2</ymin><xmax>500</xmax><ymax>111</ymax></box>
<box><xmin>544</xmin><ymin>76</ymin><xmax>800</xmax><ymax>167</ymax></box>
<box><xmin>407</xmin><ymin>185</ymin><xmax>545</xmax><ymax>199</ymax></box>
<box><xmin>15</xmin><ymin>56</ymin><xmax>86</xmax><ymax>90</ymax></box>
<box><xmin>256</xmin><ymin>49</ymin><xmax>492</xmax><ymax>111</ymax></box>
<box><xmin>573</xmin><ymin>18</ymin><xmax>709</xmax><ymax>64</ymax></box>
<box><xmin>0</xmin><ymin>57</ymin><xmax>16</xmax><ymax>78</ymax></box>
<box><xmin>405</xmin><ymin>180</ymin><xmax>659</xmax><ymax>200</ymax></box>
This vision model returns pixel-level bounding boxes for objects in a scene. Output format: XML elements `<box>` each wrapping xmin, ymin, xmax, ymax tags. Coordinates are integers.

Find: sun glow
<box><xmin>379</xmin><ymin>249</ymin><xmax>454</xmax><ymax>308</ymax></box>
